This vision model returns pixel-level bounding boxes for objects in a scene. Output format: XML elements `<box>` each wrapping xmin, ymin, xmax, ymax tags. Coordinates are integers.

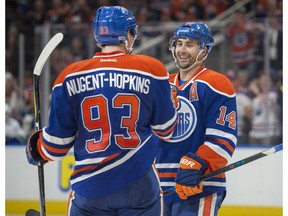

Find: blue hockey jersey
<box><xmin>156</xmin><ymin>65</ymin><xmax>237</xmax><ymax>202</ymax></box>
<box><xmin>36</xmin><ymin>51</ymin><xmax>178</xmax><ymax>198</ymax></box>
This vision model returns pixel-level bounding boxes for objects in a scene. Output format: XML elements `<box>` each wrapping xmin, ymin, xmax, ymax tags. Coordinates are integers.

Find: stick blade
<box><xmin>263</xmin><ymin>143</ymin><xmax>283</xmax><ymax>155</ymax></box>
<box><xmin>25</xmin><ymin>209</ymin><xmax>41</xmax><ymax>216</ymax></box>
<box><xmin>33</xmin><ymin>32</ymin><xmax>64</xmax><ymax>76</ymax></box>
<box><xmin>274</xmin><ymin>143</ymin><xmax>283</xmax><ymax>152</ymax></box>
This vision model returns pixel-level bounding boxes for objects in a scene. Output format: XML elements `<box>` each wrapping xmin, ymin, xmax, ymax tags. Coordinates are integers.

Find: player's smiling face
<box><xmin>175</xmin><ymin>38</ymin><xmax>200</xmax><ymax>70</ymax></box>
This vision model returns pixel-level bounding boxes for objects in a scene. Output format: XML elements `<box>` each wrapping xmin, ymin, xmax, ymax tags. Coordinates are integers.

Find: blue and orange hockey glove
<box><xmin>175</xmin><ymin>152</ymin><xmax>207</xmax><ymax>199</ymax></box>
<box><xmin>26</xmin><ymin>130</ymin><xmax>47</xmax><ymax>166</ymax></box>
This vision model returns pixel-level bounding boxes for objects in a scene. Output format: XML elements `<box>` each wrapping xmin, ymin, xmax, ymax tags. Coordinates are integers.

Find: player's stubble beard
<box><xmin>176</xmin><ymin>55</ymin><xmax>196</xmax><ymax>71</ymax></box>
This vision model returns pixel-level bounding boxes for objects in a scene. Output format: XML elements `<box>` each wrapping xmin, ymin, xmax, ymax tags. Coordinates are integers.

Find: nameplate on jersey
<box><xmin>66</xmin><ymin>72</ymin><xmax>150</xmax><ymax>96</ymax></box>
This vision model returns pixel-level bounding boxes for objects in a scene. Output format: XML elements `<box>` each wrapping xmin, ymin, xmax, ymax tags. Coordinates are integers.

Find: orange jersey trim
<box><xmin>197</xmin><ymin>145</ymin><xmax>227</xmax><ymax>179</ymax></box>
<box><xmin>53</xmin><ymin>51</ymin><xmax>169</xmax><ymax>87</ymax></box>
<box><xmin>71</xmin><ymin>152</ymin><xmax>121</xmax><ymax>176</ymax></box>
<box><xmin>203</xmin><ymin>194</ymin><xmax>213</xmax><ymax>216</ymax></box>
<box><xmin>158</xmin><ymin>172</ymin><xmax>177</xmax><ymax>178</ymax></box>
<box><xmin>169</xmin><ymin>66</ymin><xmax>235</xmax><ymax>96</ymax></box>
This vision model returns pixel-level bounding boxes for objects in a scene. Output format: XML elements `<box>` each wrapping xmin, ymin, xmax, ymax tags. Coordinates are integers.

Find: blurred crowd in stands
<box><xmin>5</xmin><ymin>0</ymin><xmax>283</xmax><ymax>146</ymax></box>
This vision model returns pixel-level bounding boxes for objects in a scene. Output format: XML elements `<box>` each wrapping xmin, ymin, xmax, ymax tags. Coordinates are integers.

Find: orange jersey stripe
<box><xmin>36</xmin><ymin>132</ymin><xmax>71</xmax><ymax>160</ymax></box>
<box><xmin>37</xmin><ymin>139</ymin><xmax>52</xmax><ymax>161</ymax></box>
<box><xmin>158</xmin><ymin>172</ymin><xmax>177</xmax><ymax>178</ymax></box>
<box><xmin>41</xmin><ymin>139</ymin><xmax>70</xmax><ymax>154</ymax></box>
<box><xmin>210</xmin><ymin>138</ymin><xmax>235</xmax><ymax>154</ymax></box>
<box><xmin>203</xmin><ymin>194</ymin><xmax>213</xmax><ymax>216</ymax></box>
<box><xmin>71</xmin><ymin>152</ymin><xmax>121</xmax><ymax>176</ymax></box>
<box><xmin>197</xmin><ymin>145</ymin><xmax>227</xmax><ymax>178</ymax></box>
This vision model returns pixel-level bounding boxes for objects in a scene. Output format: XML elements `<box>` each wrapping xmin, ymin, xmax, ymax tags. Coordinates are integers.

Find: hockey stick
<box><xmin>163</xmin><ymin>143</ymin><xmax>283</xmax><ymax>196</ymax></box>
<box><xmin>25</xmin><ymin>33</ymin><xmax>63</xmax><ymax>216</ymax></box>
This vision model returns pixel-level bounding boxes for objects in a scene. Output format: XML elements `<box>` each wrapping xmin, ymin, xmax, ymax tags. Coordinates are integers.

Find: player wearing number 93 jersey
<box><xmin>26</xmin><ymin>6</ymin><xmax>177</xmax><ymax>216</ymax></box>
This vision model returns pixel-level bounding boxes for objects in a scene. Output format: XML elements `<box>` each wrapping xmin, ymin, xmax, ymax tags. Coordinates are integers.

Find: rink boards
<box><xmin>5</xmin><ymin>145</ymin><xmax>283</xmax><ymax>215</ymax></box>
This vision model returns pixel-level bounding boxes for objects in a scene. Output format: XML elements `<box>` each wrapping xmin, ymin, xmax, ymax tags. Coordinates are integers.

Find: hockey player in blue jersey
<box><xmin>156</xmin><ymin>22</ymin><xmax>238</xmax><ymax>215</ymax></box>
<box><xmin>26</xmin><ymin>6</ymin><xmax>178</xmax><ymax>216</ymax></box>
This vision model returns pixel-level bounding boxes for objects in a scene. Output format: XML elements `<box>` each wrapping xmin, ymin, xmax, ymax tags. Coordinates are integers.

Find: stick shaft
<box><xmin>163</xmin><ymin>144</ymin><xmax>283</xmax><ymax>196</ymax></box>
<box><xmin>33</xmin><ymin>74</ymin><xmax>46</xmax><ymax>216</ymax></box>
<box><xmin>31</xmin><ymin>33</ymin><xmax>63</xmax><ymax>216</ymax></box>
<box><xmin>201</xmin><ymin>143</ymin><xmax>282</xmax><ymax>180</ymax></box>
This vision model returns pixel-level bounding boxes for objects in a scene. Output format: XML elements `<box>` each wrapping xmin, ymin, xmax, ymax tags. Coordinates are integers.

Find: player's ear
<box><xmin>199</xmin><ymin>47</ymin><xmax>208</xmax><ymax>61</ymax></box>
<box><xmin>127</xmin><ymin>31</ymin><xmax>133</xmax><ymax>41</ymax></box>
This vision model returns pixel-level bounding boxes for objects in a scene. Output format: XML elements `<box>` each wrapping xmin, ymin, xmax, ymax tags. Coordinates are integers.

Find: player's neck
<box><xmin>179</xmin><ymin>64</ymin><xmax>202</xmax><ymax>81</ymax></box>
<box><xmin>101</xmin><ymin>45</ymin><xmax>127</xmax><ymax>54</ymax></box>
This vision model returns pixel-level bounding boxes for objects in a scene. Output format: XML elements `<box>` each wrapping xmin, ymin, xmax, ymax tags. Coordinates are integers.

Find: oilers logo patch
<box><xmin>169</xmin><ymin>96</ymin><xmax>197</xmax><ymax>142</ymax></box>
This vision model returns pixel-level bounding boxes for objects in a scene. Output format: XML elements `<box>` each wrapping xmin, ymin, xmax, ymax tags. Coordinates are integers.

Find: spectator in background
<box><xmin>26</xmin><ymin>0</ymin><xmax>47</xmax><ymax>26</ymax></box>
<box><xmin>6</xmin><ymin>26</ymin><xmax>19</xmax><ymax>77</ymax></box>
<box><xmin>267</xmin><ymin>17</ymin><xmax>283</xmax><ymax>72</ymax></box>
<box><xmin>21</xmin><ymin>73</ymin><xmax>35</xmax><ymax>137</ymax></box>
<box><xmin>225</xmin><ymin>8</ymin><xmax>257</xmax><ymax>80</ymax></box>
<box><xmin>237</xmin><ymin>69</ymin><xmax>250</xmax><ymax>95</ymax></box>
<box><xmin>50</xmin><ymin>46</ymin><xmax>74</xmax><ymax>80</ymax></box>
<box><xmin>44</xmin><ymin>0</ymin><xmax>70</xmax><ymax>24</ymax></box>
<box><xmin>226</xmin><ymin>70</ymin><xmax>252</xmax><ymax>144</ymax></box>
<box><xmin>5</xmin><ymin>72</ymin><xmax>22</xmax><ymax>118</ymax></box>
<box><xmin>6</xmin><ymin>72</ymin><xmax>34</xmax><ymax>144</ymax></box>
<box><xmin>204</xmin><ymin>0</ymin><xmax>218</xmax><ymax>19</ymax></box>
<box><xmin>257</xmin><ymin>16</ymin><xmax>282</xmax><ymax>75</ymax></box>
<box><xmin>70</xmin><ymin>35</ymin><xmax>89</xmax><ymax>61</ymax></box>
<box><xmin>248</xmin><ymin>73</ymin><xmax>281</xmax><ymax>145</ymax></box>
<box><xmin>5</xmin><ymin>104</ymin><xmax>27</xmax><ymax>144</ymax></box>
<box><xmin>67</xmin><ymin>0</ymin><xmax>93</xmax><ymax>23</ymax></box>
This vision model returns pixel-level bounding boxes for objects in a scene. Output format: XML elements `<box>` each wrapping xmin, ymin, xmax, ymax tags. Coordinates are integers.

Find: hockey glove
<box><xmin>175</xmin><ymin>152</ymin><xmax>207</xmax><ymax>199</ymax></box>
<box><xmin>26</xmin><ymin>130</ymin><xmax>47</xmax><ymax>166</ymax></box>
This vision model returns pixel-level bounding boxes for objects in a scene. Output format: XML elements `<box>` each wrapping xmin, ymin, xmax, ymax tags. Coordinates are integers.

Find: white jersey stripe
<box><xmin>206</xmin><ymin>128</ymin><xmax>237</xmax><ymax>146</ymax></box>
<box><xmin>40</xmin><ymin>145</ymin><xmax>58</xmax><ymax>161</ymax></box>
<box><xmin>198</xmin><ymin>193</ymin><xmax>218</xmax><ymax>216</ymax></box>
<box><xmin>210</xmin><ymin>193</ymin><xmax>217</xmax><ymax>216</ymax></box>
<box><xmin>204</xmin><ymin>141</ymin><xmax>231</xmax><ymax>161</ymax></box>
<box><xmin>160</xmin><ymin>182</ymin><xmax>175</xmax><ymax>187</ymax></box>
<box><xmin>43</xmin><ymin>127</ymin><xmax>76</xmax><ymax>145</ymax></box>
<box><xmin>155</xmin><ymin>163</ymin><xmax>179</xmax><ymax>169</ymax></box>
<box><xmin>151</xmin><ymin>111</ymin><xmax>178</xmax><ymax>130</ymax></box>
<box><xmin>75</xmin><ymin>157</ymin><xmax>108</xmax><ymax>166</ymax></box>
<box><xmin>198</xmin><ymin>197</ymin><xmax>204</xmax><ymax>215</ymax></box>
<box><xmin>201</xmin><ymin>181</ymin><xmax>226</xmax><ymax>187</ymax></box>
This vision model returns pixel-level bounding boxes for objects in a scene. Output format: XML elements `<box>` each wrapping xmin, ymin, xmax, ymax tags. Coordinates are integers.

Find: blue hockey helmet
<box><xmin>93</xmin><ymin>6</ymin><xmax>139</xmax><ymax>46</ymax></box>
<box><xmin>169</xmin><ymin>22</ymin><xmax>214</xmax><ymax>54</ymax></box>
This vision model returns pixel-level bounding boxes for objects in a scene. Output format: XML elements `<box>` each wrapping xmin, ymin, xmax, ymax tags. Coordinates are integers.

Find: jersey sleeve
<box><xmin>196</xmin><ymin>73</ymin><xmax>237</xmax><ymax>177</ymax></box>
<box><xmin>148</xmin><ymin>61</ymin><xmax>178</xmax><ymax>140</ymax></box>
<box><xmin>38</xmin><ymin>66</ymin><xmax>77</xmax><ymax>161</ymax></box>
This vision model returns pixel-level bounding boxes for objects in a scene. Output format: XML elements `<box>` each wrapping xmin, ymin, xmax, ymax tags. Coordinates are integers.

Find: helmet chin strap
<box><xmin>173</xmin><ymin>49</ymin><xmax>207</xmax><ymax>72</ymax></box>
<box><xmin>125</xmin><ymin>35</ymin><xmax>137</xmax><ymax>54</ymax></box>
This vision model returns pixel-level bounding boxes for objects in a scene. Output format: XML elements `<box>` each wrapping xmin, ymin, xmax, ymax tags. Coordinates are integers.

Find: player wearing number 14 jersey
<box><xmin>155</xmin><ymin>22</ymin><xmax>238</xmax><ymax>216</ymax></box>
<box><xmin>26</xmin><ymin>6</ymin><xmax>177</xmax><ymax>216</ymax></box>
